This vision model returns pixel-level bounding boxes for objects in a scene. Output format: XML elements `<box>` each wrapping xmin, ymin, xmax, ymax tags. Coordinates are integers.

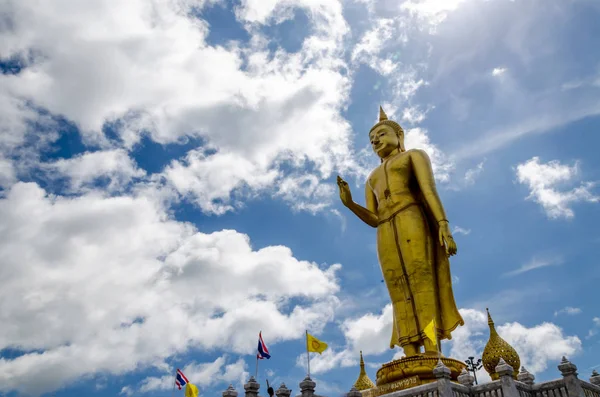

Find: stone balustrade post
<box><xmin>433</xmin><ymin>360</ymin><xmax>454</xmax><ymax>397</ymax></box>
<box><xmin>300</xmin><ymin>376</ymin><xmax>316</xmax><ymax>397</ymax></box>
<box><xmin>590</xmin><ymin>370</ymin><xmax>600</xmax><ymax>387</ymax></box>
<box><xmin>276</xmin><ymin>383</ymin><xmax>292</xmax><ymax>397</ymax></box>
<box><xmin>457</xmin><ymin>368</ymin><xmax>474</xmax><ymax>387</ymax></box>
<box><xmin>496</xmin><ymin>358</ymin><xmax>520</xmax><ymax>397</ymax></box>
<box><xmin>558</xmin><ymin>357</ymin><xmax>585</xmax><ymax>397</ymax></box>
<box><xmin>346</xmin><ymin>387</ymin><xmax>363</xmax><ymax>397</ymax></box>
<box><xmin>224</xmin><ymin>384</ymin><xmax>239</xmax><ymax>397</ymax></box>
<box><xmin>517</xmin><ymin>367</ymin><xmax>535</xmax><ymax>386</ymax></box>
<box><xmin>245</xmin><ymin>376</ymin><xmax>260</xmax><ymax>397</ymax></box>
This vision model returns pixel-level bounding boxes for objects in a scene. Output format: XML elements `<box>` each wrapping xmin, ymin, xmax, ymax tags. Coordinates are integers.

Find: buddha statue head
<box><xmin>369</xmin><ymin>106</ymin><xmax>405</xmax><ymax>160</ymax></box>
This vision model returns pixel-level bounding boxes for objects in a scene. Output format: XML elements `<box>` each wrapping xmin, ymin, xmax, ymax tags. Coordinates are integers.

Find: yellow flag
<box><xmin>423</xmin><ymin>319</ymin><xmax>437</xmax><ymax>345</ymax></box>
<box><xmin>306</xmin><ymin>332</ymin><xmax>328</xmax><ymax>354</ymax></box>
<box><xmin>185</xmin><ymin>383</ymin><xmax>199</xmax><ymax>397</ymax></box>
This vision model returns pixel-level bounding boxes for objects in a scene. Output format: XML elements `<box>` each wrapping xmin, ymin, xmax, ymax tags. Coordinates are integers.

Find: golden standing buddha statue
<box><xmin>338</xmin><ymin>107</ymin><xmax>465</xmax><ymax>387</ymax></box>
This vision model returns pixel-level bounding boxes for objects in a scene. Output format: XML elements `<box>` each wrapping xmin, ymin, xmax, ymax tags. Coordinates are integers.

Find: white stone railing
<box><xmin>384</xmin><ymin>381</ymin><xmax>439</xmax><ymax>397</ymax></box>
<box><xmin>220</xmin><ymin>356</ymin><xmax>600</xmax><ymax>397</ymax></box>
<box><xmin>515</xmin><ymin>381</ymin><xmax>534</xmax><ymax>397</ymax></box>
<box><xmin>531</xmin><ymin>379</ymin><xmax>568</xmax><ymax>397</ymax></box>
<box><xmin>470</xmin><ymin>380</ymin><xmax>504</xmax><ymax>397</ymax></box>
<box><xmin>581</xmin><ymin>382</ymin><xmax>600</xmax><ymax>397</ymax></box>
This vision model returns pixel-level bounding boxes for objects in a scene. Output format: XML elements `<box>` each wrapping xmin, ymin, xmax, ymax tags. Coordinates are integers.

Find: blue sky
<box><xmin>1</xmin><ymin>0</ymin><xmax>599</xmax><ymax>396</ymax></box>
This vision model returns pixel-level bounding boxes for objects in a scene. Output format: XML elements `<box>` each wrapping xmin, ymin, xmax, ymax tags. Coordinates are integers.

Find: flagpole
<box><xmin>256</xmin><ymin>330</ymin><xmax>260</xmax><ymax>379</ymax></box>
<box><xmin>255</xmin><ymin>354</ymin><xmax>259</xmax><ymax>379</ymax></box>
<box><xmin>306</xmin><ymin>330</ymin><xmax>311</xmax><ymax>378</ymax></box>
<box><xmin>170</xmin><ymin>373</ymin><xmax>176</xmax><ymax>397</ymax></box>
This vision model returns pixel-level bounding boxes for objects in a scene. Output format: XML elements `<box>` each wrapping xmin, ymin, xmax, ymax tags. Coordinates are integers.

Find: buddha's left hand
<box><xmin>438</xmin><ymin>221</ymin><xmax>457</xmax><ymax>256</ymax></box>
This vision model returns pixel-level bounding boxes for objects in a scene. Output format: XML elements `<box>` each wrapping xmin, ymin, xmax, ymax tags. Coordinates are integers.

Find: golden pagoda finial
<box><xmin>486</xmin><ymin>308</ymin><xmax>497</xmax><ymax>334</ymax></box>
<box><xmin>482</xmin><ymin>308</ymin><xmax>521</xmax><ymax>380</ymax></box>
<box><xmin>353</xmin><ymin>351</ymin><xmax>375</xmax><ymax>391</ymax></box>
<box><xmin>379</xmin><ymin>106</ymin><xmax>388</xmax><ymax>122</ymax></box>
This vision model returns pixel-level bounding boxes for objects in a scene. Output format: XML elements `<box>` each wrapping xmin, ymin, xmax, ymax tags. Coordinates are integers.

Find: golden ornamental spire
<box><xmin>481</xmin><ymin>308</ymin><xmax>521</xmax><ymax>380</ymax></box>
<box><xmin>379</xmin><ymin>106</ymin><xmax>388</xmax><ymax>122</ymax></box>
<box><xmin>353</xmin><ymin>351</ymin><xmax>375</xmax><ymax>391</ymax></box>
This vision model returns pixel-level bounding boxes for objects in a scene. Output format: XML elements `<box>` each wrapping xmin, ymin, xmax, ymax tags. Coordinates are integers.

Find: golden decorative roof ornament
<box><xmin>481</xmin><ymin>308</ymin><xmax>521</xmax><ymax>380</ymax></box>
<box><xmin>353</xmin><ymin>351</ymin><xmax>376</xmax><ymax>391</ymax></box>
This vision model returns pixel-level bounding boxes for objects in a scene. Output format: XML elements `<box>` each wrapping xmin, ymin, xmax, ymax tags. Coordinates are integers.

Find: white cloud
<box><xmin>404</xmin><ymin>127</ymin><xmax>454</xmax><ymax>183</ymax></box>
<box><xmin>120</xmin><ymin>385</ymin><xmax>134</xmax><ymax>396</ymax></box>
<box><xmin>0</xmin><ymin>0</ymin><xmax>368</xmax><ymax>216</ymax></box>
<box><xmin>351</xmin><ymin>18</ymin><xmax>397</xmax><ymax>75</ymax></box>
<box><xmin>0</xmin><ymin>182</ymin><xmax>341</xmax><ymax>396</ymax></box>
<box><xmin>492</xmin><ymin>67</ymin><xmax>507</xmax><ymax>76</ymax></box>
<box><xmin>498</xmin><ymin>321</ymin><xmax>582</xmax><ymax>373</ymax></box>
<box><xmin>587</xmin><ymin>317</ymin><xmax>600</xmax><ymax>339</ymax></box>
<box><xmin>449</xmin><ymin>309</ymin><xmax>581</xmax><ymax>381</ymax></box>
<box><xmin>45</xmin><ymin>149</ymin><xmax>146</xmax><ymax>193</ymax></box>
<box><xmin>400</xmin><ymin>0</ymin><xmax>469</xmax><ymax>32</ymax></box>
<box><xmin>515</xmin><ymin>157</ymin><xmax>599</xmax><ymax>219</ymax></box>
<box><xmin>0</xmin><ymin>155</ymin><xmax>16</xmax><ymax>189</ymax></box>
<box><xmin>139</xmin><ymin>356</ymin><xmax>248</xmax><ymax>392</ymax></box>
<box><xmin>295</xmin><ymin>348</ymin><xmax>356</xmax><ymax>374</ymax></box>
<box><xmin>275</xmin><ymin>174</ymin><xmax>336</xmax><ymax>214</ymax></box>
<box><xmin>341</xmin><ymin>304</ymin><xmax>395</xmax><ymax>357</ymax></box>
<box><xmin>452</xmin><ymin>226</ymin><xmax>471</xmax><ymax>235</ymax></box>
<box><xmin>293</xmin><ymin>304</ymin><xmax>393</xmax><ymax>375</ymax></box>
<box><xmin>554</xmin><ymin>307</ymin><xmax>582</xmax><ymax>317</ymax></box>
<box><xmin>504</xmin><ymin>256</ymin><xmax>563</xmax><ymax>277</ymax></box>
<box><xmin>464</xmin><ymin>160</ymin><xmax>485</xmax><ymax>185</ymax></box>
<box><xmin>401</xmin><ymin>106</ymin><xmax>430</xmax><ymax>125</ymax></box>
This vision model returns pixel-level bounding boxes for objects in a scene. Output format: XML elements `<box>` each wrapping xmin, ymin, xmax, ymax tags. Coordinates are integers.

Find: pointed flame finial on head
<box><xmin>379</xmin><ymin>106</ymin><xmax>388</xmax><ymax>122</ymax></box>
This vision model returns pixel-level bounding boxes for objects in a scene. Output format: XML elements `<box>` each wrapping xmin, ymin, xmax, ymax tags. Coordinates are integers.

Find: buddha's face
<box><xmin>369</xmin><ymin>125</ymin><xmax>402</xmax><ymax>158</ymax></box>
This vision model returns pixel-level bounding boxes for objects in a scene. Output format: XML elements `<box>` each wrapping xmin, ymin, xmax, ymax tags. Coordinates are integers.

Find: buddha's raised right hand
<box><xmin>337</xmin><ymin>175</ymin><xmax>353</xmax><ymax>207</ymax></box>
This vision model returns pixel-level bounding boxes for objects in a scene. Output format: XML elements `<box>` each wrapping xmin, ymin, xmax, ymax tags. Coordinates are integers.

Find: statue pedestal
<box><xmin>375</xmin><ymin>356</ymin><xmax>466</xmax><ymax>389</ymax></box>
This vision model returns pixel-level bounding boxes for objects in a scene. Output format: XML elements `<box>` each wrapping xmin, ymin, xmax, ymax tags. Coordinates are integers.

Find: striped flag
<box><xmin>175</xmin><ymin>369</ymin><xmax>189</xmax><ymax>390</ymax></box>
<box><xmin>257</xmin><ymin>332</ymin><xmax>271</xmax><ymax>359</ymax></box>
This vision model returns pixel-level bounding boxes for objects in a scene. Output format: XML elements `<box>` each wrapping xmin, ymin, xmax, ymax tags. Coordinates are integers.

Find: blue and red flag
<box><xmin>257</xmin><ymin>331</ymin><xmax>270</xmax><ymax>359</ymax></box>
<box><xmin>175</xmin><ymin>368</ymin><xmax>189</xmax><ymax>390</ymax></box>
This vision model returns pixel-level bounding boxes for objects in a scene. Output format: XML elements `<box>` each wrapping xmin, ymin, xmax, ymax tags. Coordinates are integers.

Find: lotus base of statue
<box><xmin>376</xmin><ymin>355</ymin><xmax>467</xmax><ymax>387</ymax></box>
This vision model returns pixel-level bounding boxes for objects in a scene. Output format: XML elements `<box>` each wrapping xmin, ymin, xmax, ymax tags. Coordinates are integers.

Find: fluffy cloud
<box><xmin>0</xmin><ymin>154</ymin><xmax>16</xmax><ymax>188</ymax></box>
<box><xmin>554</xmin><ymin>307</ymin><xmax>582</xmax><ymax>317</ymax></box>
<box><xmin>400</xmin><ymin>0</ymin><xmax>469</xmax><ymax>31</ymax></box>
<box><xmin>449</xmin><ymin>309</ymin><xmax>582</xmax><ymax>380</ymax></box>
<box><xmin>0</xmin><ymin>182</ymin><xmax>340</xmax><ymax>395</ymax></box>
<box><xmin>139</xmin><ymin>356</ymin><xmax>248</xmax><ymax>392</ymax></box>
<box><xmin>45</xmin><ymin>149</ymin><xmax>146</xmax><ymax>193</ymax></box>
<box><xmin>515</xmin><ymin>157</ymin><xmax>599</xmax><ymax>219</ymax></box>
<box><xmin>0</xmin><ymin>0</ymin><xmax>364</xmax><ymax>215</ymax></box>
<box><xmin>492</xmin><ymin>67</ymin><xmax>507</xmax><ymax>77</ymax></box>
<box><xmin>404</xmin><ymin>127</ymin><xmax>454</xmax><ymax>183</ymax></box>
<box><xmin>351</xmin><ymin>18</ymin><xmax>398</xmax><ymax>75</ymax></box>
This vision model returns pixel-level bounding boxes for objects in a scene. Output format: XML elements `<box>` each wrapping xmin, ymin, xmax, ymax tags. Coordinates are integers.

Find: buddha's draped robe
<box><xmin>367</xmin><ymin>149</ymin><xmax>464</xmax><ymax>348</ymax></box>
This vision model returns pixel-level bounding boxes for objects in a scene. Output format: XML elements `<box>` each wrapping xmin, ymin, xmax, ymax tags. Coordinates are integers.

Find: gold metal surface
<box><xmin>360</xmin><ymin>375</ymin><xmax>420</xmax><ymax>397</ymax></box>
<box><xmin>337</xmin><ymin>107</ymin><xmax>464</xmax><ymax>357</ymax></box>
<box><xmin>376</xmin><ymin>356</ymin><xmax>466</xmax><ymax>386</ymax></box>
<box><xmin>482</xmin><ymin>308</ymin><xmax>520</xmax><ymax>380</ymax></box>
<box><xmin>354</xmin><ymin>351</ymin><xmax>376</xmax><ymax>391</ymax></box>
